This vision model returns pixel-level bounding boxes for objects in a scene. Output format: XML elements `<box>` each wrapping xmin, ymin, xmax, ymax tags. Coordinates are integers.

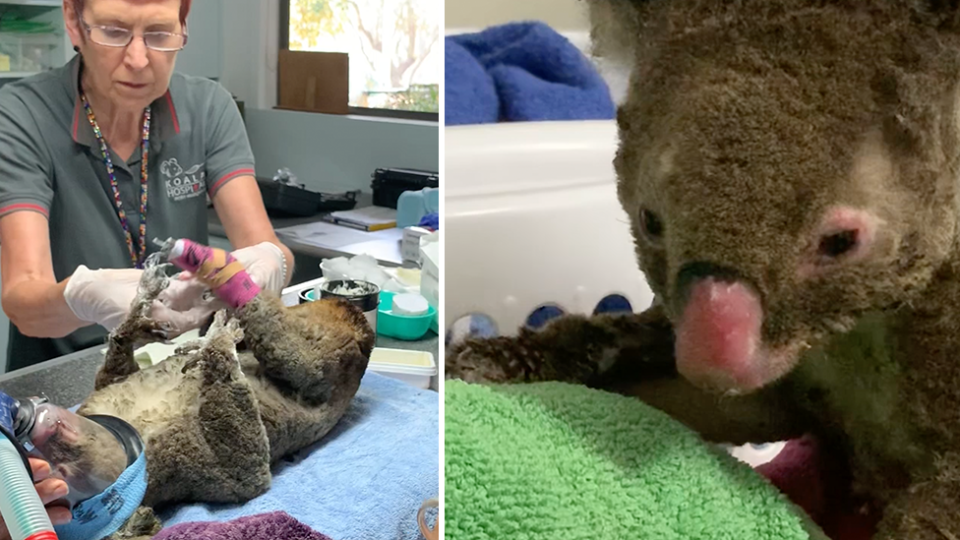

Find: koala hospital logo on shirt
<box><xmin>161</xmin><ymin>158</ymin><xmax>207</xmax><ymax>201</ymax></box>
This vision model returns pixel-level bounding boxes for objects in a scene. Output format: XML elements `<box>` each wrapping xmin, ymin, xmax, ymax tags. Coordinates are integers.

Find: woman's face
<box><xmin>65</xmin><ymin>0</ymin><xmax>183</xmax><ymax>111</ymax></box>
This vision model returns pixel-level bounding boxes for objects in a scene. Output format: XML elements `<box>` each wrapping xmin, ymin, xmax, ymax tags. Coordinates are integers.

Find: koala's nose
<box><xmin>675</xmin><ymin>261</ymin><xmax>749</xmax><ymax>307</ymax></box>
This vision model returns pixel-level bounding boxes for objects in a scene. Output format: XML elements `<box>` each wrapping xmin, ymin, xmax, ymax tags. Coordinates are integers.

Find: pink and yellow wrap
<box><xmin>167</xmin><ymin>239</ymin><xmax>260</xmax><ymax>309</ymax></box>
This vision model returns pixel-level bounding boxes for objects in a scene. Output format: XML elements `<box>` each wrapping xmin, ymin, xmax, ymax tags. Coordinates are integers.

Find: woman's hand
<box><xmin>0</xmin><ymin>458</ymin><xmax>71</xmax><ymax>540</ymax></box>
<box><xmin>64</xmin><ymin>266</ymin><xmax>220</xmax><ymax>338</ymax></box>
<box><xmin>62</xmin><ymin>266</ymin><xmax>146</xmax><ymax>332</ymax></box>
<box><xmin>231</xmin><ymin>242</ymin><xmax>288</xmax><ymax>294</ymax></box>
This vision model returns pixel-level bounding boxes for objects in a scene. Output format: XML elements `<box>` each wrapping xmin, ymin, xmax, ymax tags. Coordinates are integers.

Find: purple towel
<box><xmin>154</xmin><ymin>511</ymin><xmax>333</xmax><ymax>540</ymax></box>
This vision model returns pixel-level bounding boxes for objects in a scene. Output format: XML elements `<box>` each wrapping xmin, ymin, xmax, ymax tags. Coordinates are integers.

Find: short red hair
<box><xmin>72</xmin><ymin>0</ymin><xmax>193</xmax><ymax>27</ymax></box>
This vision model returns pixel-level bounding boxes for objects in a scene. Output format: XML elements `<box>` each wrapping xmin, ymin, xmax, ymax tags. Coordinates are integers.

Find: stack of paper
<box><xmin>323</xmin><ymin>206</ymin><xmax>398</xmax><ymax>231</ymax></box>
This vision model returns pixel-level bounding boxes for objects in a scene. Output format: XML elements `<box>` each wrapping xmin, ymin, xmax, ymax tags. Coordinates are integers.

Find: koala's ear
<box><xmin>584</xmin><ymin>0</ymin><xmax>646</xmax><ymax>65</ymax></box>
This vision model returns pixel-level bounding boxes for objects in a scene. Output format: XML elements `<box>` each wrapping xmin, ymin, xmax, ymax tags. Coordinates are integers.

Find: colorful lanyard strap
<box><xmin>79</xmin><ymin>93</ymin><xmax>152</xmax><ymax>269</ymax></box>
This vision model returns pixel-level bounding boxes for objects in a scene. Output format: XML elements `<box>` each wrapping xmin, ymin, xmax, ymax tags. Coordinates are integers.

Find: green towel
<box><xmin>444</xmin><ymin>380</ymin><xmax>827</xmax><ymax>540</ymax></box>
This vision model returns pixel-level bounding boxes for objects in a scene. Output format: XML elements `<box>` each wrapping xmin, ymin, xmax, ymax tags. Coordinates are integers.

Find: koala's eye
<box><xmin>640</xmin><ymin>209</ymin><xmax>664</xmax><ymax>241</ymax></box>
<box><xmin>818</xmin><ymin>229</ymin><xmax>859</xmax><ymax>259</ymax></box>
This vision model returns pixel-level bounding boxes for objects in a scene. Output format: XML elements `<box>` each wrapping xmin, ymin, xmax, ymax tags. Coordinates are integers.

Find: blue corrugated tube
<box><xmin>0</xmin><ymin>432</ymin><xmax>58</xmax><ymax>540</ymax></box>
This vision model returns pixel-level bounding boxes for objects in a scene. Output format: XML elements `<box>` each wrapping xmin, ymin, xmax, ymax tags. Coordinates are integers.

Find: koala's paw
<box><xmin>181</xmin><ymin>311</ymin><xmax>244</xmax><ymax>382</ymax></box>
<box><xmin>180</xmin><ymin>349</ymin><xmax>242</xmax><ymax>383</ymax></box>
<box><xmin>446</xmin><ymin>337</ymin><xmax>535</xmax><ymax>384</ymax></box>
<box><xmin>174</xmin><ymin>340</ymin><xmax>204</xmax><ymax>356</ymax></box>
<box><xmin>113</xmin><ymin>316</ymin><xmax>172</xmax><ymax>345</ymax></box>
<box><xmin>113</xmin><ymin>263</ymin><xmax>175</xmax><ymax>343</ymax></box>
<box><xmin>135</xmin><ymin>263</ymin><xmax>171</xmax><ymax>307</ymax></box>
<box><xmin>109</xmin><ymin>506</ymin><xmax>162</xmax><ymax>539</ymax></box>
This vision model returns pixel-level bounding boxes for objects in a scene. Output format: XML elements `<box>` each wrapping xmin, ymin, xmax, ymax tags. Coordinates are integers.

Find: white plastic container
<box><xmin>367</xmin><ymin>348</ymin><xmax>436</xmax><ymax>389</ymax></box>
<box><xmin>444</xmin><ymin>121</ymin><xmax>654</xmax><ymax>335</ymax></box>
<box><xmin>419</xmin><ymin>233</ymin><xmax>440</xmax><ymax>334</ymax></box>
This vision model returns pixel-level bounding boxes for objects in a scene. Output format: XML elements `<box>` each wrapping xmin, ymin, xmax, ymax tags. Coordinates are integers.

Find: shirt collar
<box><xmin>67</xmin><ymin>55</ymin><xmax>181</xmax><ymax>148</ymax></box>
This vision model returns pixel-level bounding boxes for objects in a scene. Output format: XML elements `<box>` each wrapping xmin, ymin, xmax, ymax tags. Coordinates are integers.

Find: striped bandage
<box><xmin>167</xmin><ymin>239</ymin><xmax>260</xmax><ymax>309</ymax></box>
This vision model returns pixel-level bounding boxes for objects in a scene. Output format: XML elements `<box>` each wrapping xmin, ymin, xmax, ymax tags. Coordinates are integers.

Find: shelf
<box><xmin>0</xmin><ymin>31</ymin><xmax>61</xmax><ymax>73</ymax></box>
<box><xmin>0</xmin><ymin>71</ymin><xmax>37</xmax><ymax>78</ymax></box>
<box><xmin>0</xmin><ymin>31</ymin><xmax>60</xmax><ymax>44</ymax></box>
<box><xmin>0</xmin><ymin>1</ymin><xmax>60</xmax><ymax>7</ymax></box>
<box><xmin>0</xmin><ymin>2</ymin><xmax>61</xmax><ymax>26</ymax></box>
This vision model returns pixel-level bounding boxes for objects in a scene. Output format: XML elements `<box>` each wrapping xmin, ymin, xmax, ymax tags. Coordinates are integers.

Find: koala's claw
<box><xmin>446</xmin><ymin>340</ymin><xmax>516</xmax><ymax>384</ymax></box>
<box><xmin>114</xmin><ymin>316</ymin><xmax>171</xmax><ymax>346</ymax></box>
<box><xmin>181</xmin><ymin>311</ymin><xmax>244</xmax><ymax>379</ymax></box>
<box><xmin>175</xmin><ymin>340</ymin><xmax>204</xmax><ymax>356</ymax></box>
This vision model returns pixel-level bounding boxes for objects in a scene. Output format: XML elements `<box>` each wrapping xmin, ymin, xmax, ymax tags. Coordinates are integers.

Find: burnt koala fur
<box><xmin>69</xmin><ymin>263</ymin><xmax>373</xmax><ymax>540</ymax></box>
<box><xmin>446</xmin><ymin>1</ymin><xmax>960</xmax><ymax>538</ymax></box>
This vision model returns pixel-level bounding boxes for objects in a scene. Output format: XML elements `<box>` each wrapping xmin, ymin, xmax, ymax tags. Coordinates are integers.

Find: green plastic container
<box><xmin>377</xmin><ymin>290</ymin><xmax>435</xmax><ymax>341</ymax></box>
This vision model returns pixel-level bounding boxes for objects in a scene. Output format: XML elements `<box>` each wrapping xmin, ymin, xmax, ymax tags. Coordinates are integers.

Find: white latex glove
<box><xmin>231</xmin><ymin>241</ymin><xmax>287</xmax><ymax>295</ymax></box>
<box><xmin>153</xmin><ymin>275</ymin><xmax>223</xmax><ymax>331</ymax></box>
<box><xmin>64</xmin><ymin>265</ymin><xmax>219</xmax><ymax>336</ymax></box>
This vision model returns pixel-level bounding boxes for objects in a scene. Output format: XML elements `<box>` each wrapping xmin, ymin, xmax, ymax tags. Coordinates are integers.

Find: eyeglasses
<box><xmin>80</xmin><ymin>18</ymin><xmax>188</xmax><ymax>52</ymax></box>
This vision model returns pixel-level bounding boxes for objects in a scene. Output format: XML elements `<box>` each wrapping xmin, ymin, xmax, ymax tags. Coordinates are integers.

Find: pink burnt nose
<box><xmin>675</xmin><ymin>278</ymin><xmax>765</xmax><ymax>391</ymax></box>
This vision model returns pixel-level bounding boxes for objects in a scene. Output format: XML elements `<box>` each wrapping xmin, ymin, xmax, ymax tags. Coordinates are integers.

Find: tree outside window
<box><xmin>286</xmin><ymin>0</ymin><xmax>440</xmax><ymax>119</ymax></box>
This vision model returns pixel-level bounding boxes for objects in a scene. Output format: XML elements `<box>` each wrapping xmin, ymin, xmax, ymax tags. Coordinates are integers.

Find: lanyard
<box><xmin>79</xmin><ymin>93</ymin><xmax>152</xmax><ymax>269</ymax></box>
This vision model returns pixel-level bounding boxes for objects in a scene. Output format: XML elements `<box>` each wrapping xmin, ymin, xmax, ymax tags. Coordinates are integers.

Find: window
<box><xmin>281</xmin><ymin>0</ymin><xmax>440</xmax><ymax>121</ymax></box>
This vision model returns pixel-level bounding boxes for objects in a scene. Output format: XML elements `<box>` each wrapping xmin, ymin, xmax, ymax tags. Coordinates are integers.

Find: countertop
<box><xmin>206</xmin><ymin>191</ymin><xmax>376</xmax><ymax>238</ymax></box>
<box><xmin>206</xmin><ymin>206</ymin><xmax>330</xmax><ymax>239</ymax></box>
<box><xmin>206</xmin><ymin>191</ymin><xmax>405</xmax><ymax>267</ymax></box>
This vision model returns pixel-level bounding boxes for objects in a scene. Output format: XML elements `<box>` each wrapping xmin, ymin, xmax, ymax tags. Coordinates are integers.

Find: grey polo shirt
<box><xmin>0</xmin><ymin>54</ymin><xmax>255</xmax><ymax>371</ymax></box>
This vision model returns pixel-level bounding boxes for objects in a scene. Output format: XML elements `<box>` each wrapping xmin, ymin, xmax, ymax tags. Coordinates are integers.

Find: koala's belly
<box><xmin>79</xmin><ymin>356</ymin><xmax>203</xmax><ymax>443</ymax></box>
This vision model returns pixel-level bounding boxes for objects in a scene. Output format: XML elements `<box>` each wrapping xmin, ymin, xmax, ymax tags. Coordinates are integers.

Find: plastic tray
<box><xmin>257</xmin><ymin>178</ymin><xmax>324</xmax><ymax>216</ymax></box>
<box><xmin>367</xmin><ymin>348</ymin><xmax>436</xmax><ymax>389</ymax></box>
<box><xmin>316</xmin><ymin>190</ymin><xmax>360</xmax><ymax>212</ymax></box>
<box><xmin>371</xmin><ymin>168</ymin><xmax>439</xmax><ymax>209</ymax></box>
<box><xmin>257</xmin><ymin>179</ymin><xmax>359</xmax><ymax>216</ymax></box>
<box><xmin>377</xmin><ymin>290</ymin><xmax>435</xmax><ymax>341</ymax></box>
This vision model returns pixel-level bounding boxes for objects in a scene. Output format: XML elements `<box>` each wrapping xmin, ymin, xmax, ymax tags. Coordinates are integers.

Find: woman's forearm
<box><xmin>2</xmin><ymin>278</ymin><xmax>86</xmax><ymax>338</ymax></box>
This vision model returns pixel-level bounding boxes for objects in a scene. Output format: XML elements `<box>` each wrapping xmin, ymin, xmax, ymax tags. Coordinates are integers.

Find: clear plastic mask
<box><xmin>19</xmin><ymin>400</ymin><xmax>128</xmax><ymax>509</ymax></box>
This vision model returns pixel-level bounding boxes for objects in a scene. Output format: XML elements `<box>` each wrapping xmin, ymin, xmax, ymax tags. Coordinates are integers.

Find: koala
<box><xmin>446</xmin><ymin>1</ymin><xmax>960</xmax><ymax>538</ymax></box>
<box><xmin>62</xmin><ymin>260</ymin><xmax>373</xmax><ymax>539</ymax></box>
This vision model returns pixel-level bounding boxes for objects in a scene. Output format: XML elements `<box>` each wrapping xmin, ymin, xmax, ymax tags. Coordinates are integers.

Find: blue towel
<box><xmin>445</xmin><ymin>21</ymin><xmax>616</xmax><ymax>126</ymax></box>
<box><xmin>158</xmin><ymin>371</ymin><xmax>439</xmax><ymax>540</ymax></box>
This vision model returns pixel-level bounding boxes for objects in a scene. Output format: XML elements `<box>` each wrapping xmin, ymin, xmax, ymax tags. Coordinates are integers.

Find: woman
<box><xmin>0</xmin><ymin>0</ymin><xmax>294</xmax><ymax>372</ymax></box>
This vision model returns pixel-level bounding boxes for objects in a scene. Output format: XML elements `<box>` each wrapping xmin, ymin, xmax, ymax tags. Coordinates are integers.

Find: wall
<box><xmin>219</xmin><ymin>0</ymin><xmax>276</xmax><ymax>110</ymax></box>
<box><xmin>244</xmin><ymin>110</ymin><xmax>438</xmax><ymax>193</ymax></box>
<box><xmin>217</xmin><ymin>0</ymin><xmax>439</xmax><ymax>193</ymax></box>
<box><xmin>175</xmin><ymin>0</ymin><xmax>223</xmax><ymax>80</ymax></box>
<box><xmin>445</xmin><ymin>0</ymin><xmax>590</xmax><ymax>31</ymax></box>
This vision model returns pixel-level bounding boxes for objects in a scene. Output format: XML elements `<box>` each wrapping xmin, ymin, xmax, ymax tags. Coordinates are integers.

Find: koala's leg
<box><xmin>446</xmin><ymin>304</ymin><xmax>675</xmax><ymax>385</ymax></box>
<box><xmin>447</xmin><ymin>304</ymin><xmax>809</xmax><ymax>445</ymax></box>
<box><xmin>180</xmin><ymin>311</ymin><xmax>272</xmax><ymax>502</ymax></box>
<box><xmin>106</xmin><ymin>506</ymin><xmax>163</xmax><ymax>540</ymax></box>
<box><xmin>96</xmin><ymin>265</ymin><xmax>173</xmax><ymax>390</ymax></box>
<box><xmin>237</xmin><ymin>295</ymin><xmax>374</xmax><ymax>405</ymax></box>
